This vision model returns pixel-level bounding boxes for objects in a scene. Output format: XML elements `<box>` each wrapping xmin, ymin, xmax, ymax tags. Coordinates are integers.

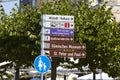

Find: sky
<box><xmin>0</xmin><ymin>0</ymin><xmax>19</xmax><ymax>15</ymax></box>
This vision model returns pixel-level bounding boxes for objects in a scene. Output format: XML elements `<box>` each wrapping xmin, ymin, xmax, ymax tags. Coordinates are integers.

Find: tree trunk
<box><xmin>15</xmin><ymin>68</ymin><xmax>19</xmax><ymax>80</ymax></box>
<box><xmin>64</xmin><ymin>75</ymin><xmax>66</xmax><ymax>80</ymax></box>
<box><xmin>51</xmin><ymin>57</ymin><xmax>58</xmax><ymax>80</ymax></box>
<box><xmin>93</xmin><ymin>70</ymin><xmax>96</xmax><ymax>80</ymax></box>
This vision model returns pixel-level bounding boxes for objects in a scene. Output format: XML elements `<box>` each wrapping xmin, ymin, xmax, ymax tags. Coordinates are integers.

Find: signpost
<box><xmin>34</xmin><ymin>14</ymin><xmax>86</xmax><ymax>80</ymax></box>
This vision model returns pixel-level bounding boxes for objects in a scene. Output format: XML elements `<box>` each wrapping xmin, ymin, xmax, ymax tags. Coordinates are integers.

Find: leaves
<box><xmin>0</xmin><ymin>5</ymin><xmax>41</xmax><ymax>67</ymax></box>
<box><xmin>0</xmin><ymin>0</ymin><xmax>120</xmax><ymax>78</ymax></box>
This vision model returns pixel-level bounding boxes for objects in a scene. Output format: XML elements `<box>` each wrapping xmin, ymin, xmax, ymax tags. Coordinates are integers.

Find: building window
<box><xmin>97</xmin><ymin>0</ymin><xmax>104</xmax><ymax>3</ymax></box>
<box><xmin>21</xmin><ymin>0</ymin><xmax>36</xmax><ymax>8</ymax></box>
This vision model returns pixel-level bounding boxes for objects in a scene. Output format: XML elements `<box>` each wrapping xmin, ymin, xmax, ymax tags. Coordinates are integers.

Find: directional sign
<box><xmin>34</xmin><ymin>55</ymin><xmax>51</xmax><ymax>73</ymax></box>
<box><xmin>44</xmin><ymin>50</ymin><xmax>86</xmax><ymax>58</ymax></box>
<box><xmin>43</xmin><ymin>21</ymin><xmax>74</xmax><ymax>29</ymax></box>
<box><xmin>44</xmin><ymin>43</ymin><xmax>86</xmax><ymax>50</ymax></box>
<box><xmin>42</xmin><ymin>14</ymin><xmax>74</xmax><ymax>22</ymax></box>
<box><xmin>44</xmin><ymin>35</ymin><xmax>74</xmax><ymax>42</ymax></box>
<box><xmin>41</xmin><ymin>14</ymin><xmax>87</xmax><ymax>58</ymax></box>
<box><xmin>44</xmin><ymin>28</ymin><xmax>74</xmax><ymax>36</ymax></box>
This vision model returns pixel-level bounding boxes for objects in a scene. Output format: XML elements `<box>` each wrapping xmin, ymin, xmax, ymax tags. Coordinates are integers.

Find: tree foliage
<box><xmin>73</xmin><ymin>2</ymin><xmax>120</xmax><ymax>77</ymax></box>
<box><xmin>0</xmin><ymin>0</ymin><xmax>120</xmax><ymax>78</ymax></box>
<box><xmin>0</xmin><ymin>5</ymin><xmax>41</xmax><ymax>68</ymax></box>
<box><xmin>40</xmin><ymin>0</ymin><xmax>120</xmax><ymax>77</ymax></box>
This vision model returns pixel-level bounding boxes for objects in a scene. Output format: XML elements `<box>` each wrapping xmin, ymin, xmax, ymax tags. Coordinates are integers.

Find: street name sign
<box><xmin>44</xmin><ymin>42</ymin><xmax>86</xmax><ymax>50</ymax></box>
<box><xmin>34</xmin><ymin>55</ymin><xmax>51</xmax><ymax>73</ymax></box>
<box><xmin>43</xmin><ymin>28</ymin><xmax>74</xmax><ymax>36</ymax></box>
<box><xmin>44</xmin><ymin>35</ymin><xmax>74</xmax><ymax>42</ymax></box>
<box><xmin>45</xmin><ymin>50</ymin><xmax>86</xmax><ymax>58</ymax></box>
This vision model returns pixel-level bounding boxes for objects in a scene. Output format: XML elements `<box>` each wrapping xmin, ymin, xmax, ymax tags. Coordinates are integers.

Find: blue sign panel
<box><xmin>34</xmin><ymin>55</ymin><xmax>51</xmax><ymax>73</ymax></box>
<box><xmin>44</xmin><ymin>28</ymin><xmax>74</xmax><ymax>36</ymax></box>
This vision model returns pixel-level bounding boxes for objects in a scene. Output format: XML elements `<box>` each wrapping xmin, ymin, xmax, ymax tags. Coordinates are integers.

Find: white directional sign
<box><xmin>41</xmin><ymin>14</ymin><xmax>74</xmax><ymax>37</ymax></box>
<box><xmin>42</xmin><ymin>14</ymin><xmax>74</xmax><ymax>22</ymax></box>
<box><xmin>43</xmin><ymin>21</ymin><xmax>74</xmax><ymax>29</ymax></box>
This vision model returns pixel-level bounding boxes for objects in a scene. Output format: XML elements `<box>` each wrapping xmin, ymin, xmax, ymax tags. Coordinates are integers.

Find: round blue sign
<box><xmin>34</xmin><ymin>55</ymin><xmax>51</xmax><ymax>73</ymax></box>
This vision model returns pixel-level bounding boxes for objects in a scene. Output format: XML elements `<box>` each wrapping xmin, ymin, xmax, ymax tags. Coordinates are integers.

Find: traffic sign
<box><xmin>43</xmin><ymin>28</ymin><xmax>74</xmax><ymax>36</ymax></box>
<box><xmin>43</xmin><ymin>35</ymin><xmax>74</xmax><ymax>42</ymax></box>
<box><xmin>44</xmin><ymin>42</ymin><xmax>86</xmax><ymax>50</ymax></box>
<box><xmin>44</xmin><ymin>50</ymin><xmax>86</xmax><ymax>58</ymax></box>
<box><xmin>34</xmin><ymin>55</ymin><xmax>51</xmax><ymax>73</ymax></box>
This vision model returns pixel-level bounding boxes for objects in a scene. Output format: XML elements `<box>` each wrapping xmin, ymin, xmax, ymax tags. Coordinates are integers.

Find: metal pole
<box><xmin>64</xmin><ymin>74</ymin><xmax>66</xmax><ymax>80</ymax></box>
<box><xmin>15</xmin><ymin>68</ymin><xmax>19</xmax><ymax>80</ymax></box>
<box><xmin>100</xmin><ymin>69</ymin><xmax>102</xmax><ymax>80</ymax></box>
<box><xmin>41</xmin><ymin>15</ymin><xmax>45</xmax><ymax>80</ymax></box>
<box><xmin>51</xmin><ymin>57</ymin><xmax>57</xmax><ymax>80</ymax></box>
<box><xmin>41</xmin><ymin>73</ymin><xmax>43</xmax><ymax>80</ymax></box>
<box><xmin>93</xmin><ymin>70</ymin><xmax>96</xmax><ymax>80</ymax></box>
<box><xmin>41</xmin><ymin>16</ymin><xmax>45</xmax><ymax>80</ymax></box>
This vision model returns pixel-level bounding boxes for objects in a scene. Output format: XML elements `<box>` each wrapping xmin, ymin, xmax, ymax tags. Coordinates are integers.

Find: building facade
<box><xmin>104</xmin><ymin>0</ymin><xmax>120</xmax><ymax>22</ymax></box>
<box><xmin>91</xmin><ymin>0</ymin><xmax>120</xmax><ymax>22</ymax></box>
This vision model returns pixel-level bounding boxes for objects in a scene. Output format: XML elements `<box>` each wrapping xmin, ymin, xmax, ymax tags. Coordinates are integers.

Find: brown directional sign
<box><xmin>44</xmin><ymin>42</ymin><xmax>86</xmax><ymax>50</ymax></box>
<box><xmin>44</xmin><ymin>35</ymin><xmax>74</xmax><ymax>42</ymax></box>
<box><xmin>45</xmin><ymin>50</ymin><xmax>86</xmax><ymax>58</ymax></box>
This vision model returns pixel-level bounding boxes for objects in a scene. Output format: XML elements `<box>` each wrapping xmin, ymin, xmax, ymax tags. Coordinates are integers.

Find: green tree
<box><xmin>0</xmin><ymin>5</ymin><xmax>41</xmax><ymax>79</ymax></box>
<box><xmin>73</xmin><ymin>2</ymin><xmax>120</xmax><ymax>78</ymax></box>
<box><xmin>0</xmin><ymin>0</ymin><xmax>120</xmax><ymax>79</ymax></box>
<box><xmin>39</xmin><ymin>0</ymin><xmax>120</xmax><ymax>78</ymax></box>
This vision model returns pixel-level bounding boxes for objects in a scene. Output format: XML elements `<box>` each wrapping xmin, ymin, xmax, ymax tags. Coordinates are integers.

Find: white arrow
<box><xmin>45</xmin><ymin>29</ymin><xmax>50</xmax><ymax>34</ymax></box>
<box><xmin>82</xmin><ymin>45</ymin><xmax>86</xmax><ymax>49</ymax></box>
<box><xmin>70</xmin><ymin>38</ymin><xmax>73</xmax><ymax>41</ymax></box>
<box><xmin>70</xmin><ymin>31</ymin><xmax>73</xmax><ymax>34</ymax></box>
<box><xmin>81</xmin><ymin>52</ymin><xmax>85</xmax><ymax>57</ymax></box>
